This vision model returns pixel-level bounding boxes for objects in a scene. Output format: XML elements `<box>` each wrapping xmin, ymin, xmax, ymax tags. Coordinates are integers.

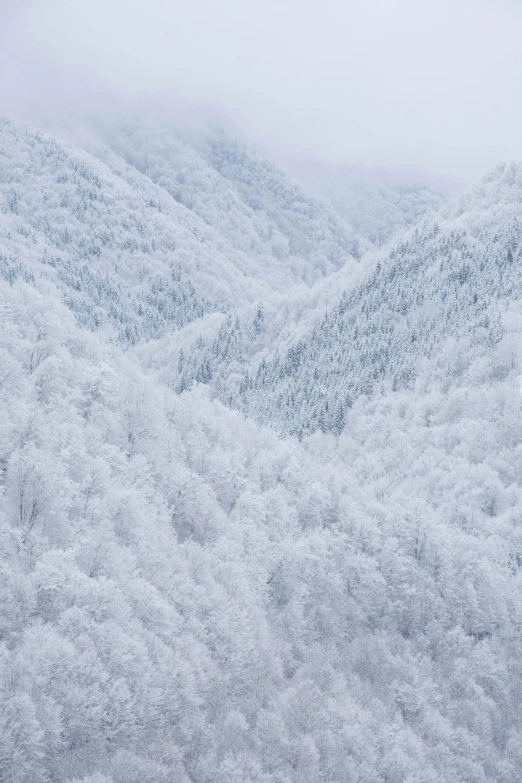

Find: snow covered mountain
<box><xmin>171</xmin><ymin>163</ymin><xmax>522</xmax><ymax>436</ymax></box>
<box><xmin>1</xmin><ymin>115</ymin><xmax>522</xmax><ymax>783</ymax></box>
<box><xmin>287</xmin><ymin>159</ymin><xmax>447</xmax><ymax>247</ymax></box>
<box><xmin>89</xmin><ymin>116</ymin><xmax>366</xmax><ymax>279</ymax></box>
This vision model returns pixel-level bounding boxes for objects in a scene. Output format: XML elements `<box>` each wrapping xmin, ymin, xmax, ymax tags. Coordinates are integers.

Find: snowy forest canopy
<box><xmin>1</xmin><ymin>114</ymin><xmax>522</xmax><ymax>783</ymax></box>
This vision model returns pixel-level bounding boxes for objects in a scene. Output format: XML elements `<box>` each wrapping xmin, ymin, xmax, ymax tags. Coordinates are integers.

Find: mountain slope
<box><xmin>168</xmin><ymin>163</ymin><xmax>522</xmax><ymax>436</ymax></box>
<box><xmin>289</xmin><ymin>159</ymin><xmax>447</xmax><ymax>247</ymax></box>
<box><xmin>87</xmin><ymin>116</ymin><xmax>364</xmax><ymax>283</ymax></box>
<box><xmin>2</xmin><ymin>116</ymin><xmax>345</xmax><ymax>346</ymax></box>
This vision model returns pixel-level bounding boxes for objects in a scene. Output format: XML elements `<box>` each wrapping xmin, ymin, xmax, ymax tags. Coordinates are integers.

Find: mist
<box><xmin>2</xmin><ymin>0</ymin><xmax>522</xmax><ymax>185</ymax></box>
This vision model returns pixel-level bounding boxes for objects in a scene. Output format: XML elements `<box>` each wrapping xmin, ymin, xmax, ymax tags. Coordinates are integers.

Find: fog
<box><xmin>2</xmin><ymin>0</ymin><xmax>522</xmax><ymax>185</ymax></box>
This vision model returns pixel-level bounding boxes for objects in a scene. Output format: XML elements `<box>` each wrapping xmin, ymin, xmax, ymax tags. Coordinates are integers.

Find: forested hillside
<box><xmin>171</xmin><ymin>164</ymin><xmax>522</xmax><ymax>436</ymax></box>
<box><xmin>0</xmin><ymin>115</ymin><xmax>357</xmax><ymax>344</ymax></box>
<box><xmin>88</xmin><ymin>117</ymin><xmax>365</xmax><ymax>282</ymax></box>
<box><xmin>289</xmin><ymin>160</ymin><xmax>447</xmax><ymax>247</ymax></box>
<box><xmin>1</xmin><ymin>115</ymin><xmax>522</xmax><ymax>783</ymax></box>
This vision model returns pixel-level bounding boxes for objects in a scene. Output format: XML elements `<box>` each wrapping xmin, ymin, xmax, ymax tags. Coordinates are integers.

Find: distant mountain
<box><xmin>0</xmin><ymin>116</ymin><xmax>369</xmax><ymax>345</ymax></box>
<box><xmin>288</xmin><ymin>159</ymin><xmax>447</xmax><ymax>246</ymax></box>
<box><xmin>77</xmin><ymin>115</ymin><xmax>365</xmax><ymax>285</ymax></box>
<box><xmin>169</xmin><ymin>163</ymin><xmax>522</xmax><ymax>436</ymax></box>
<box><xmin>0</xmin><ymin>116</ymin><xmax>220</xmax><ymax>344</ymax></box>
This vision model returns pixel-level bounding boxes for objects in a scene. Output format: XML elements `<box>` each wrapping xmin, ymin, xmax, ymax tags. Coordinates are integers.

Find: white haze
<box><xmin>2</xmin><ymin>0</ymin><xmax>522</xmax><ymax>184</ymax></box>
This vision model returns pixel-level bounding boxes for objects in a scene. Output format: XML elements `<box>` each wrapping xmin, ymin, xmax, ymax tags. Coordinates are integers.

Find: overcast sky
<box><xmin>2</xmin><ymin>0</ymin><xmax>522</xmax><ymax>184</ymax></box>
